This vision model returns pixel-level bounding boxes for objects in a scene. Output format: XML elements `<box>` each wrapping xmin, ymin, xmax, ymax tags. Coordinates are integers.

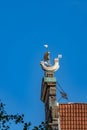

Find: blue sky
<box><xmin>0</xmin><ymin>0</ymin><xmax>87</xmax><ymax>129</ymax></box>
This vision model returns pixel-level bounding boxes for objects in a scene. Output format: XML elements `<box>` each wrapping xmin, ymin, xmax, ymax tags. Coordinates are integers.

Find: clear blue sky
<box><xmin>0</xmin><ymin>0</ymin><xmax>87</xmax><ymax>129</ymax></box>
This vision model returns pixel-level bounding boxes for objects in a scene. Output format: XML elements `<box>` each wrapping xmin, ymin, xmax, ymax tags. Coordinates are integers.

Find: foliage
<box><xmin>0</xmin><ymin>100</ymin><xmax>31</xmax><ymax>130</ymax></box>
<box><xmin>0</xmin><ymin>100</ymin><xmax>48</xmax><ymax>130</ymax></box>
<box><xmin>33</xmin><ymin>122</ymin><xmax>48</xmax><ymax>130</ymax></box>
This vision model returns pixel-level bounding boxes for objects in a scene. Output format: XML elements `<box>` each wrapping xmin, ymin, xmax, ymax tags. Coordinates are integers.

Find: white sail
<box><xmin>44</xmin><ymin>44</ymin><xmax>48</xmax><ymax>48</ymax></box>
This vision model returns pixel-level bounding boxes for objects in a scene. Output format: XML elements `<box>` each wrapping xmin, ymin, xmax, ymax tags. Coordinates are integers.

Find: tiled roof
<box><xmin>59</xmin><ymin>103</ymin><xmax>87</xmax><ymax>130</ymax></box>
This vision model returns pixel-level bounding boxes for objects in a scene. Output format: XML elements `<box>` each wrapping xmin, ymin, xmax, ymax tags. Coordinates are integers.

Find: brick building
<box><xmin>40</xmin><ymin>50</ymin><xmax>87</xmax><ymax>130</ymax></box>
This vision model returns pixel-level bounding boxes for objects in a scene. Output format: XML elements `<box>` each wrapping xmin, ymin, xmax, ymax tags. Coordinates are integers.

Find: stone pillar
<box><xmin>41</xmin><ymin>72</ymin><xmax>58</xmax><ymax>130</ymax></box>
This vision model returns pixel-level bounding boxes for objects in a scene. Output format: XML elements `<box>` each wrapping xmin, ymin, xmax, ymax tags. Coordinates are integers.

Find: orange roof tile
<box><xmin>59</xmin><ymin>103</ymin><xmax>87</xmax><ymax>130</ymax></box>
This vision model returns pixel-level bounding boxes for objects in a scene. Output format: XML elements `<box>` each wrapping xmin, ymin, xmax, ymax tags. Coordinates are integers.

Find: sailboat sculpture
<box><xmin>40</xmin><ymin>51</ymin><xmax>62</xmax><ymax>72</ymax></box>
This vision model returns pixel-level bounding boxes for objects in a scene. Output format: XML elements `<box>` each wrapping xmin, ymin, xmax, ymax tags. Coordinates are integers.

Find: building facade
<box><xmin>40</xmin><ymin>49</ymin><xmax>87</xmax><ymax>130</ymax></box>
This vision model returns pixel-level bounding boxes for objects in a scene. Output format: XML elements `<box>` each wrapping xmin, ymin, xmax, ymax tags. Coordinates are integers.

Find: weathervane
<box><xmin>40</xmin><ymin>44</ymin><xmax>62</xmax><ymax>72</ymax></box>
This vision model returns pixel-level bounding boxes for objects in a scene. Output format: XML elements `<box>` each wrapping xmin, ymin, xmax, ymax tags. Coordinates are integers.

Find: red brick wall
<box><xmin>59</xmin><ymin>103</ymin><xmax>87</xmax><ymax>130</ymax></box>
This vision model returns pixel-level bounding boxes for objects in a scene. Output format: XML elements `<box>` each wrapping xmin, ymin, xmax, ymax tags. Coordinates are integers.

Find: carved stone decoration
<box><xmin>40</xmin><ymin>58</ymin><xmax>60</xmax><ymax>72</ymax></box>
<box><xmin>40</xmin><ymin>49</ymin><xmax>62</xmax><ymax>72</ymax></box>
<box><xmin>44</xmin><ymin>51</ymin><xmax>50</xmax><ymax>61</ymax></box>
<box><xmin>40</xmin><ymin>48</ymin><xmax>62</xmax><ymax>129</ymax></box>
